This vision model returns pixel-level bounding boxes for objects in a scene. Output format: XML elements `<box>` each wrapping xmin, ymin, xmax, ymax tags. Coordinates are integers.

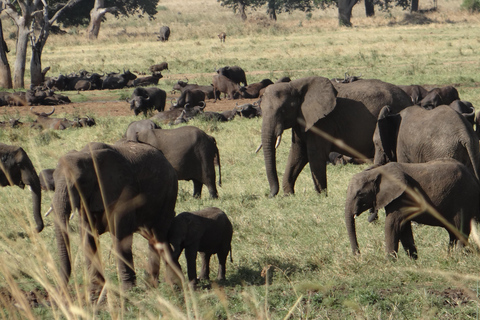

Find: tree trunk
<box><xmin>87</xmin><ymin>0</ymin><xmax>117</xmax><ymax>40</ymax></box>
<box><xmin>267</xmin><ymin>0</ymin><xmax>277</xmax><ymax>21</ymax></box>
<box><xmin>410</xmin><ymin>0</ymin><xmax>419</xmax><ymax>12</ymax></box>
<box><xmin>13</xmin><ymin>25</ymin><xmax>30</xmax><ymax>89</ymax></box>
<box><xmin>238</xmin><ymin>1</ymin><xmax>247</xmax><ymax>21</ymax></box>
<box><xmin>0</xmin><ymin>19</ymin><xmax>12</xmax><ymax>89</ymax></box>
<box><xmin>338</xmin><ymin>0</ymin><xmax>358</xmax><ymax>27</ymax></box>
<box><xmin>365</xmin><ymin>0</ymin><xmax>375</xmax><ymax>17</ymax></box>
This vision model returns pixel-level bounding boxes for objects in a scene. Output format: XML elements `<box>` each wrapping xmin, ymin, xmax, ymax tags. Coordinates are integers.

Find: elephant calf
<box><xmin>168</xmin><ymin>207</ymin><xmax>233</xmax><ymax>286</ymax></box>
<box><xmin>345</xmin><ymin>159</ymin><xmax>480</xmax><ymax>259</ymax></box>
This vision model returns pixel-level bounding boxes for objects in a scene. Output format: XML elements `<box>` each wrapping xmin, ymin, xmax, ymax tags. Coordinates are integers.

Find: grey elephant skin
<box><xmin>168</xmin><ymin>207</ymin><xmax>233</xmax><ymax>285</ymax></box>
<box><xmin>374</xmin><ymin>105</ymin><xmax>480</xmax><ymax>179</ymax></box>
<box><xmin>261</xmin><ymin>76</ymin><xmax>412</xmax><ymax>197</ymax></box>
<box><xmin>127</xmin><ymin>126</ymin><xmax>221</xmax><ymax>198</ymax></box>
<box><xmin>52</xmin><ymin>141</ymin><xmax>178</xmax><ymax>292</ymax></box>
<box><xmin>345</xmin><ymin>160</ymin><xmax>480</xmax><ymax>259</ymax></box>
<box><xmin>0</xmin><ymin>143</ymin><xmax>44</xmax><ymax>232</ymax></box>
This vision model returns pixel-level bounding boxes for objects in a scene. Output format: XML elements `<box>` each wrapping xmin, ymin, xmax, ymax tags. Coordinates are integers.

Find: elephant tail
<box><xmin>229</xmin><ymin>247</ymin><xmax>233</xmax><ymax>263</ymax></box>
<box><xmin>213</xmin><ymin>137</ymin><xmax>222</xmax><ymax>187</ymax></box>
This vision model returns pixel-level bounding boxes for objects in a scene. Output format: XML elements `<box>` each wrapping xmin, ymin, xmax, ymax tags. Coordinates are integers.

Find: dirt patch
<box><xmin>0</xmin><ymin>97</ymin><xmax>259</xmax><ymax>119</ymax></box>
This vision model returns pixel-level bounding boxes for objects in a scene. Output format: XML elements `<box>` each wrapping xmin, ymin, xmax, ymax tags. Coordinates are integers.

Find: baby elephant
<box><xmin>168</xmin><ymin>207</ymin><xmax>233</xmax><ymax>286</ymax></box>
<box><xmin>345</xmin><ymin>159</ymin><xmax>480</xmax><ymax>259</ymax></box>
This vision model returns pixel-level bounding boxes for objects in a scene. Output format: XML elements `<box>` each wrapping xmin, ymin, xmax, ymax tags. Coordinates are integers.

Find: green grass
<box><xmin>0</xmin><ymin>0</ymin><xmax>479</xmax><ymax>318</ymax></box>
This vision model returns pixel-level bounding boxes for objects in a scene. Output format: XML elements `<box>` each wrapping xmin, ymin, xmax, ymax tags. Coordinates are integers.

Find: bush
<box><xmin>461</xmin><ymin>0</ymin><xmax>480</xmax><ymax>12</ymax></box>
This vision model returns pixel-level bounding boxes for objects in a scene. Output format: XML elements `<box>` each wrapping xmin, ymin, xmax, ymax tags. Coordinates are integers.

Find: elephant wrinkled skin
<box><xmin>52</xmin><ymin>141</ymin><xmax>178</xmax><ymax>293</ymax></box>
<box><xmin>260</xmin><ymin>76</ymin><xmax>412</xmax><ymax>197</ymax></box>
<box><xmin>345</xmin><ymin>160</ymin><xmax>480</xmax><ymax>259</ymax></box>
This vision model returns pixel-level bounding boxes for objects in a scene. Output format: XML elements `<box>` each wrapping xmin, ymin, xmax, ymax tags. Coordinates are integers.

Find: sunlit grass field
<box><xmin>0</xmin><ymin>0</ymin><xmax>479</xmax><ymax>318</ymax></box>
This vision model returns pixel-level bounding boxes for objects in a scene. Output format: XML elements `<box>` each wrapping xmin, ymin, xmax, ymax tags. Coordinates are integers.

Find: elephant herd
<box><xmin>1</xmin><ymin>75</ymin><xmax>480</xmax><ymax>297</ymax></box>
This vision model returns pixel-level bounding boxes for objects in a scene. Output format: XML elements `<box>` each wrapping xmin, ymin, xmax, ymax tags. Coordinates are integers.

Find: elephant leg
<box><xmin>204</xmin><ymin>168</ymin><xmax>219</xmax><ymax>199</ymax></box>
<box><xmin>184</xmin><ymin>246</ymin><xmax>198</xmax><ymax>284</ymax></box>
<box><xmin>193</xmin><ymin>180</ymin><xmax>203</xmax><ymax>198</ymax></box>
<box><xmin>282</xmin><ymin>129</ymin><xmax>308</xmax><ymax>195</ymax></box>
<box><xmin>147</xmin><ymin>242</ymin><xmax>161</xmax><ymax>287</ymax></box>
<box><xmin>199</xmin><ymin>252</ymin><xmax>211</xmax><ymax>281</ymax></box>
<box><xmin>216</xmin><ymin>250</ymin><xmax>228</xmax><ymax>281</ymax></box>
<box><xmin>113</xmin><ymin>228</ymin><xmax>136</xmax><ymax>290</ymax></box>
<box><xmin>399</xmin><ymin>221</ymin><xmax>418</xmax><ymax>260</ymax></box>
<box><xmin>80</xmin><ymin>217</ymin><xmax>105</xmax><ymax>293</ymax></box>
<box><xmin>306</xmin><ymin>134</ymin><xmax>330</xmax><ymax>193</ymax></box>
<box><xmin>384</xmin><ymin>213</ymin><xmax>401</xmax><ymax>258</ymax></box>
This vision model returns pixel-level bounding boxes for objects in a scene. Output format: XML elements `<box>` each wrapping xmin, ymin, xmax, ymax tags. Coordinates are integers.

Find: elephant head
<box><xmin>345</xmin><ymin>164</ymin><xmax>408</xmax><ymax>255</ymax></box>
<box><xmin>0</xmin><ymin>144</ymin><xmax>43</xmax><ymax>232</ymax></box>
<box><xmin>260</xmin><ymin>76</ymin><xmax>337</xmax><ymax>197</ymax></box>
<box><xmin>373</xmin><ymin>106</ymin><xmax>401</xmax><ymax>165</ymax></box>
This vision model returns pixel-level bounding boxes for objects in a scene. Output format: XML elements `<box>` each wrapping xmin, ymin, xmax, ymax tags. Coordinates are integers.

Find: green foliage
<box><xmin>461</xmin><ymin>0</ymin><xmax>480</xmax><ymax>11</ymax></box>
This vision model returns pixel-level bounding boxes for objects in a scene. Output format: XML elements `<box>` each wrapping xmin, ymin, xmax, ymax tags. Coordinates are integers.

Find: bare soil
<box><xmin>1</xmin><ymin>93</ymin><xmax>259</xmax><ymax>118</ymax></box>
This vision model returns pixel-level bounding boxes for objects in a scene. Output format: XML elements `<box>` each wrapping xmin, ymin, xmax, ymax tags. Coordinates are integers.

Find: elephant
<box><xmin>216</xmin><ymin>66</ymin><xmax>247</xmax><ymax>86</ymax></box>
<box><xmin>373</xmin><ymin>104</ymin><xmax>480</xmax><ymax>179</ymax></box>
<box><xmin>345</xmin><ymin>160</ymin><xmax>480</xmax><ymax>259</ymax></box>
<box><xmin>168</xmin><ymin>207</ymin><xmax>233</xmax><ymax>286</ymax></box>
<box><xmin>125</xmin><ymin>119</ymin><xmax>161</xmax><ymax>140</ymax></box>
<box><xmin>419</xmin><ymin>85</ymin><xmax>460</xmax><ymax>109</ymax></box>
<box><xmin>397</xmin><ymin>84</ymin><xmax>428</xmax><ymax>105</ymax></box>
<box><xmin>126</xmin><ymin>126</ymin><xmax>221</xmax><ymax>198</ymax></box>
<box><xmin>260</xmin><ymin>76</ymin><xmax>412</xmax><ymax>197</ymax></box>
<box><xmin>52</xmin><ymin>141</ymin><xmax>178</xmax><ymax>293</ymax></box>
<box><xmin>0</xmin><ymin>143</ymin><xmax>44</xmax><ymax>232</ymax></box>
<box><xmin>39</xmin><ymin>168</ymin><xmax>55</xmax><ymax>191</ymax></box>
<box><xmin>158</xmin><ymin>26</ymin><xmax>170</xmax><ymax>42</ymax></box>
<box><xmin>448</xmin><ymin>100</ymin><xmax>475</xmax><ymax>127</ymax></box>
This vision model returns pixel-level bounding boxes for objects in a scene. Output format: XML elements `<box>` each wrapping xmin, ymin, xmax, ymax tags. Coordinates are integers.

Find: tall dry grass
<box><xmin>0</xmin><ymin>0</ymin><xmax>479</xmax><ymax>318</ymax></box>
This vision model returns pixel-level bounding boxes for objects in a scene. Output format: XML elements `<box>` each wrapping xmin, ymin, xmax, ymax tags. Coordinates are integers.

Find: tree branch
<box><xmin>49</xmin><ymin>0</ymin><xmax>85</xmax><ymax>24</ymax></box>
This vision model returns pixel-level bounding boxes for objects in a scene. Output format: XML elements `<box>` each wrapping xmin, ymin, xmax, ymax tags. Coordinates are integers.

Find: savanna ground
<box><xmin>0</xmin><ymin>0</ymin><xmax>480</xmax><ymax>318</ymax></box>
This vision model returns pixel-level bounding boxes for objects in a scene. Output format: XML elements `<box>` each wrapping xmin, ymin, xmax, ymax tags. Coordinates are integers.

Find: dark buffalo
<box><xmin>128</xmin><ymin>87</ymin><xmax>167</xmax><ymax>116</ymax></box>
<box><xmin>420</xmin><ymin>85</ymin><xmax>460</xmax><ymax>109</ymax></box>
<box><xmin>158</xmin><ymin>26</ymin><xmax>170</xmax><ymax>41</ymax></box>
<box><xmin>239</xmin><ymin>79</ymin><xmax>273</xmax><ymax>99</ymax></box>
<box><xmin>149</xmin><ymin>62</ymin><xmax>168</xmax><ymax>73</ymax></box>
<box><xmin>102</xmin><ymin>70</ymin><xmax>137</xmax><ymax>89</ymax></box>
<box><xmin>172</xmin><ymin>80</ymin><xmax>219</xmax><ymax>100</ymax></box>
<box><xmin>171</xmin><ymin>89</ymin><xmax>206</xmax><ymax>109</ymax></box>
<box><xmin>397</xmin><ymin>84</ymin><xmax>428</xmax><ymax>105</ymax></box>
<box><xmin>129</xmin><ymin>73</ymin><xmax>163</xmax><ymax>87</ymax></box>
<box><xmin>216</xmin><ymin>66</ymin><xmax>247</xmax><ymax>86</ymax></box>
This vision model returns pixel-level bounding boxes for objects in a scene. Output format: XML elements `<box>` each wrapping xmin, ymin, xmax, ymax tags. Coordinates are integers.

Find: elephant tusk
<box><xmin>69</xmin><ymin>209</ymin><xmax>79</xmax><ymax>220</ymax></box>
<box><xmin>275</xmin><ymin>135</ymin><xmax>282</xmax><ymax>149</ymax></box>
<box><xmin>255</xmin><ymin>144</ymin><xmax>262</xmax><ymax>153</ymax></box>
<box><xmin>44</xmin><ymin>206</ymin><xmax>53</xmax><ymax>217</ymax></box>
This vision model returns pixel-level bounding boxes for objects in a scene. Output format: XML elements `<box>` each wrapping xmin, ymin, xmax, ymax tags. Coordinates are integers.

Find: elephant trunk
<box><xmin>21</xmin><ymin>159</ymin><xmax>44</xmax><ymax>232</ymax></box>
<box><xmin>52</xmin><ymin>186</ymin><xmax>72</xmax><ymax>288</ymax></box>
<box><xmin>262</xmin><ymin>124</ymin><xmax>280</xmax><ymax>198</ymax></box>
<box><xmin>345</xmin><ymin>196</ymin><xmax>360</xmax><ymax>255</ymax></box>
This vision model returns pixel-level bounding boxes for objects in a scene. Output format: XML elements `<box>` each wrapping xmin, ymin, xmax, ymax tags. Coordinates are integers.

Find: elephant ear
<box><xmin>375</xmin><ymin>106</ymin><xmax>402</xmax><ymax>163</ymax></box>
<box><xmin>294</xmin><ymin>77</ymin><xmax>337</xmax><ymax>132</ymax></box>
<box><xmin>14</xmin><ymin>147</ymin><xmax>39</xmax><ymax>187</ymax></box>
<box><xmin>374</xmin><ymin>164</ymin><xmax>408</xmax><ymax>210</ymax></box>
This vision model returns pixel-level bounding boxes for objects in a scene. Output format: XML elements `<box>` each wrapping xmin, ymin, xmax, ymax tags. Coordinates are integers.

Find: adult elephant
<box><xmin>261</xmin><ymin>76</ymin><xmax>412</xmax><ymax>197</ymax></box>
<box><xmin>373</xmin><ymin>104</ymin><xmax>480</xmax><ymax>178</ymax></box>
<box><xmin>127</xmin><ymin>126</ymin><xmax>221</xmax><ymax>198</ymax></box>
<box><xmin>52</xmin><ymin>141</ymin><xmax>178</xmax><ymax>293</ymax></box>
<box><xmin>0</xmin><ymin>143</ymin><xmax>44</xmax><ymax>232</ymax></box>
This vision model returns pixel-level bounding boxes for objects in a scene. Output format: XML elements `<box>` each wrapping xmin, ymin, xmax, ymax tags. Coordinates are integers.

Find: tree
<box><xmin>56</xmin><ymin>0</ymin><xmax>158</xmax><ymax>39</ymax></box>
<box><xmin>0</xmin><ymin>12</ymin><xmax>12</xmax><ymax>88</ymax></box>
<box><xmin>1</xmin><ymin>0</ymin><xmax>83</xmax><ymax>88</ymax></box>
<box><xmin>218</xmin><ymin>0</ymin><xmax>314</xmax><ymax>20</ymax></box>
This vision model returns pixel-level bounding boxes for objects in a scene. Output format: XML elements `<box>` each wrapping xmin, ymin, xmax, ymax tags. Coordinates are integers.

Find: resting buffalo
<box><xmin>212</xmin><ymin>74</ymin><xmax>240</xmax><ymax>101</ymax></box>
<box><xmin>129</xmin><ymin>73</ymin><xmax>163</xmax><ymax>87</ymax></box>
<box><xmin>172</xmin><ymin>81</ymin><xmax>219</xmax><ymax>100</ymax></box>
<box><xmin>171</xmin><ymin>89</ymin><xmax>206</xmax><ymax>109</ymax></box>
<box><xmin>397</xmin><ymin>84</ymin><xmax>428</xmax><ymax>105</ymax></box>
<box><xmin>239</xmin><ymin>79</ymin><xmax>273</xmax><ymax>99</ymax></box>
<box><xmin>128</xmin><ymin>87</ymin><xmax>167</xmax><ymax>116</ymax></box>
<box><xmin>149</xmin><ymin>62</ymin><xmax>168</xmax><ymax>73</ymax></box>
<box><xmin>102</xmin><ymin>70</ymin><xmax>137</xmax><ymax>89</ymax></box>
<box><xmin>216</xmin><ymin>66</ymin><xmax>247</xmax><ymax>86</ymax></box>
<box><xmin>150</xmin><ymin>105</ymin><xmax>204</xmax><ymax>125</ymax></box>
